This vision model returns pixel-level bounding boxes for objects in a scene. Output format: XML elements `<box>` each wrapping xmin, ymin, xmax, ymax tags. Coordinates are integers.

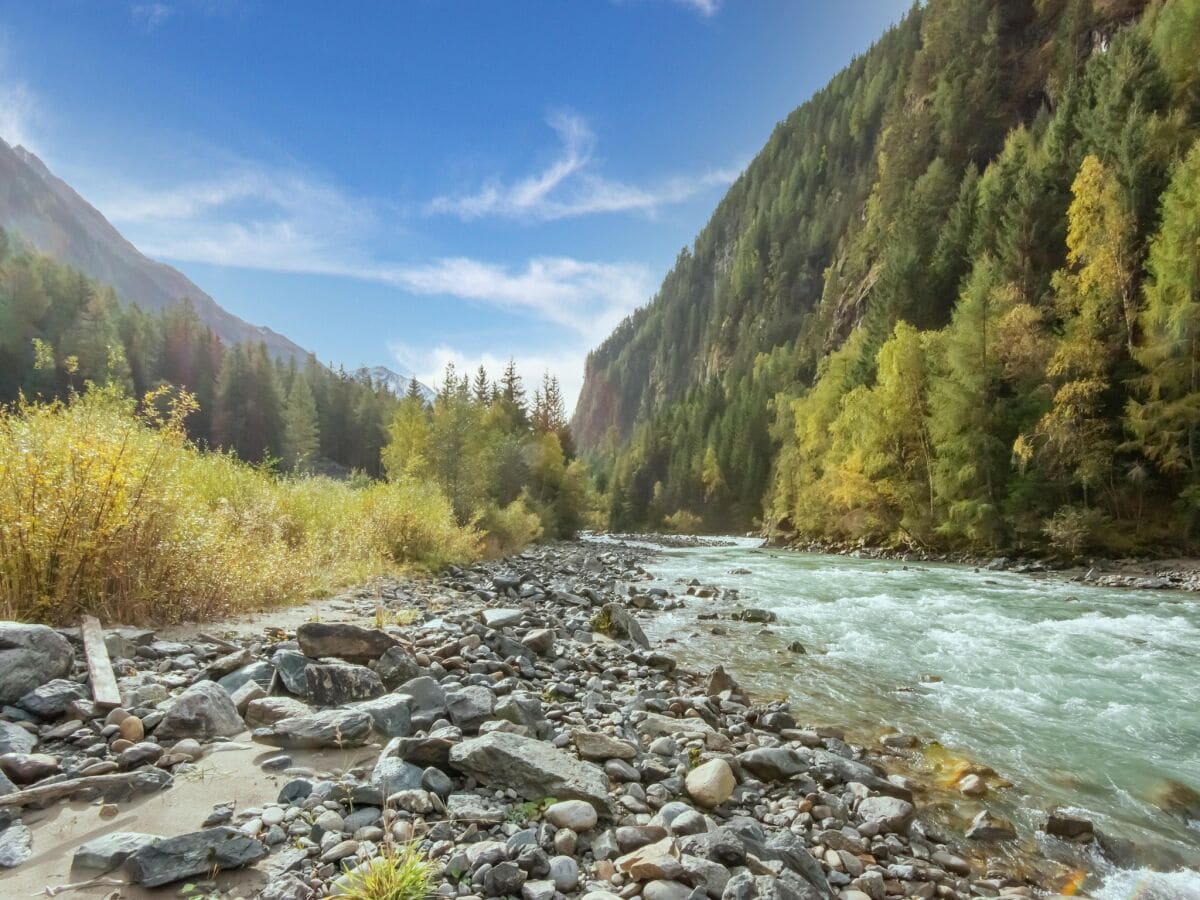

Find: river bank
<box><xmin>766</xmin><ymin>535</ymin><xmax>1200</xmax><ymax>594</ymax></box>
<box><xmin>0</xmin><ymin>538</ymin><xmax>1187</xmax><ymax>899</ymax></box>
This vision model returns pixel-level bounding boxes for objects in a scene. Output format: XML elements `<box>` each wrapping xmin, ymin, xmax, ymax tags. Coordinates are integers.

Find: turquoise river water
<box><xmin>603</xmin><ymin>537</ymin><xmax>1200</xmax><ymax>900</ymax></box>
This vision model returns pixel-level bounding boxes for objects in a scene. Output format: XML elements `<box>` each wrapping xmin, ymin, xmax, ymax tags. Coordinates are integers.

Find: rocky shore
<box><xmin>0</xmin><ymin>541</ymin><xmax>1076</xmax><ymax>899</ymax></box>
<box><xmin>770</xmin><ymin>535</ymin><xmax>1200</xmax><ymax>594</ymax></box>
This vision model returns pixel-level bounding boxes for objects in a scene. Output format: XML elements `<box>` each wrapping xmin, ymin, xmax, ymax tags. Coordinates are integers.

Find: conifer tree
<box><xmin>472</xmin><ymin>365</ymin><xmax>490</xmax><ymax>404</ymax></box>
<box><xmin>1034</xmin><ymin>155</ymin><xmax>1134</xmax><ymax>504</ymax></box>
<box><xmin>1128</xmin><ymin>141</ymin><xmax>1200</xmax><ymax>481</ymax></box>
<box><xmin>282</xmin><ymin>372</ymin><xmax>320</xmax><ymax>472</ymax></box>
<box><xmin>405</xmin><ymin>376</ymin><xmax>425</xmax><ymax>403</ymax></box>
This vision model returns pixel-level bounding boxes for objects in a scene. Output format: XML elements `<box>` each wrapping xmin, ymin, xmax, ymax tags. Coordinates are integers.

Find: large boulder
<box><xmin>599</xmin><ymin>604</ymin><xmax>649</xmax><ymax>649</ymax></box>
<box><xmin>252</xmin><ymin>709</ymin><xmax>372</xmax><ymax>749</ymax></box>
<box><xmin>74</xmin><ymin>832</ymin><xmax>162</xmax><ymax>872</ymax></box>
<box><xmin>736</xmin><ymin>748</ymin><xmax>809</xmax><ymax>782</ymax></box>
<box><xmin>446</xmin><ymin>685</ymin><xmax>495</xmax><ymax>733</ymax></box>
<box><xmin>295</xmin><ymin>622</ymin><xmax>396</xmax><ymax>663</ymax></box>
<box><xmin>244</xmin><ymin>697</ymin><xmax>313</xmax><ymax>728</ymax></box>
<box><xmin>0</xmin><ymin>623</ymin><xmax>74</xmax><ymax>705</ymax></box>
<box><xmin>270</xmin><ymin>648</ymin><xmax>309</xmax><ymax>696</ymax></box>
<box><xmin>855</xmin><ymin>796</ymin><xmax>914</xmax><ymax>833</ymax></box>
<box><xmin>124</xmin><ymin>827</ymin><xmax>267</xmax><ymax>887</ymax></box>
<box><xmin>0</xmin><ymin>822</ymin><xmax>32</xmax><ymax>868</ymax></box>
<box><xmin>304</xmin><ymin>662</ymin><xmax>384</xmax><ymax>706</ymax></box>
<box><xmin>572</xmin><ymin>730</ymin><xmax>637</xmax><ymax>761</ymax></box>
<box><xmin>17</xmin><ymin>679</ymin><xmax>88</xmax><ymax>719</ymax></box>
<box><xmin>0</xmin><ymin>722</ymin><xmax>36</xmax><ymax>756</ymax></box>
<box><xmin>450</xmin><ymin>732</ymin><xmax>613</xmax><ymax>816</ymax></box>
<box><xmin>353</xmin><ymin>694</ymin><xmax>412</xmax><ymax>737</ymax></box>
<box><xmin>686</xmin><ymin>759</ymin><xmax>736</xmax><ymax>808</ymax></box>
<box><xmin>155</xmin><ymin>682</ymin><xmax>244</xmax><ymax>740</ymax></box>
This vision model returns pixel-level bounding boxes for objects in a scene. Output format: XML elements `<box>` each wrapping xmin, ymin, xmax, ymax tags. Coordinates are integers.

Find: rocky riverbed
<box><xmin>0</xmin><ymin>540</ymin><xmax>1081</xmax><ymax>899</ymax></box>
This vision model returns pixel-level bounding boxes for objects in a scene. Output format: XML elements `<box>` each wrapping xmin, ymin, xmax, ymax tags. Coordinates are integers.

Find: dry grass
<box><xmin>0</xmin><ymin>386</ymin><xmax>480</xmax><ymax>625</ymax></box>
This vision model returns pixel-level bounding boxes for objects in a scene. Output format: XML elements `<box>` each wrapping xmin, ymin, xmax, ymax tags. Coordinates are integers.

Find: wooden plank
<box><xmin>0</xmin><ymin>770</ymin><xmax>172</xmax><ymax>808</ymax></box>
<box><xmin>81</xmin><ymin>615</ymin><xmax>121</xmax><ymax>709</ymax></box>
<box><xmin>197</xmin><ymin>631</ymin><xmax>239</xmax><ymax>653</ymax></box>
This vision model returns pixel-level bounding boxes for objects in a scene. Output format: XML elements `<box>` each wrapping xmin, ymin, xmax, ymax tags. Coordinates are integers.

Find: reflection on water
<box><xmin>603</xmin><ymin>537</ymin><xmax>1200</xmax><ymax>897</ymax></box>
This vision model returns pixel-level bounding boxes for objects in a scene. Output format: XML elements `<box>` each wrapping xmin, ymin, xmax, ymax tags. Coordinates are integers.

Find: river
<box><xmin>598</xmin><ymin>536</ymin><xmax>1200</xmax><ymax>899</ymax></box>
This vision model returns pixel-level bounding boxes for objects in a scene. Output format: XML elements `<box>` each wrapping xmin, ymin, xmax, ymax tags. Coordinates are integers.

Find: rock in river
<box><xmin>0</xmin><ymin>623</ymin><xmax>74</xmax><ymax>705</ymax></box>
<box><xmin>449</xmin><ymin>732</ymin><xmax>613</xmax><ymax>815</ymax></box>
<box><xmin>124</xmin><ymin>826</ymin><xmax>267</xmax><ymax>887</ymax></box>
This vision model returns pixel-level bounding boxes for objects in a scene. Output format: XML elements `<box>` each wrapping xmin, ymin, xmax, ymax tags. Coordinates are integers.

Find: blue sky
<box><xmin>0</xmin><ymin>0</ymin><xmax>911</xmax><ymax>406</ymax></box>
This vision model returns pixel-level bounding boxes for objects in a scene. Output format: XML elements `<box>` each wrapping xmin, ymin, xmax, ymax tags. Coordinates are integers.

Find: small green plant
<box><xmin>337</xmin><ymin>841</ymin><xmax>436</xmax><ymax>900</ymax></box>
<box><xmin>506</xmin><ymin>796</ymin><xmax>558</xmax><ymax>824</ymax></box>
<box><xmin>688</xmin><ymin>746</ymin><xmax>702</xmax><ymax>769</ymax></box>
<box><xmin>391</xmin><ymin>607</ymin><xmax>421</xmax><ymax>626</ymax></box>
<box><xmin>376</xmin><ymin>604</ymin><xmax>421</xmax><ymax>629</ymax></box>
<box><xmin>590</xmin><ymin>607</ymin><xmax>613</xmax><ymax>635</ymax></box>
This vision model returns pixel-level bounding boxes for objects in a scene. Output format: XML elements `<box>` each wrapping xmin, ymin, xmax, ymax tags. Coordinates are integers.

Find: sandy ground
<box><xmin>8</xmin><ymin>588</ymin><xmax>400</xmax><ymax>899</ymax></box>
<box><xmin>7</xmin><ymin>738</ymin><xmax>381</xmax><ymax>899</ymax></box>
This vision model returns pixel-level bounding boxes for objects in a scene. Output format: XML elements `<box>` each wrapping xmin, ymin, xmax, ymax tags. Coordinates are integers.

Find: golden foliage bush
<box><xmin>0</xmin><ymin>386</ymin><xmax>479</xmax><ymax>625</ymax></box>
<box><xmin>663</xmin><ymin>509</ymin><xmax>703</xmax><ymax>534</ymax></box>
<box><xmin>479</xmin><ymin>498</ymin><xmax>544</xmax><ymax>557</ymax></box>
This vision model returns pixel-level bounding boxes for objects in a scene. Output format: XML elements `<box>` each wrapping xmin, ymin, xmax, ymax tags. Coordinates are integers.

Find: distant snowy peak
<box><xmin>356</xmin><ymin>366</ymin><xmax>434</xmax><ymax>402</ymax></box>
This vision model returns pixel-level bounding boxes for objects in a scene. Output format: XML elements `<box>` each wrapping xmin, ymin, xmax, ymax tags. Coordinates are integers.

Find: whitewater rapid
<box><xmin>604</xmin><ymin>537</ymin><xmax>1200</xmax><ymax>899</ymax></box>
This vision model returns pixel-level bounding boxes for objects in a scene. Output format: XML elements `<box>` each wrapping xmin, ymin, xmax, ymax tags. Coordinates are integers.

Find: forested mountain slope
<box><xmin>0</xmin><ymin>138</ymin><xmax>309</xmax><ymax>363</ymax></box>
<box><xmin>575</xmin><ymin>0</ymin><xmax>1200</xmax><ymax>554</ymax></box>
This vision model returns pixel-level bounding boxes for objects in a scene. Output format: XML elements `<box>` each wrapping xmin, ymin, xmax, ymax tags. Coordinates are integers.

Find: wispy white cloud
<box><xmin>0</xmin><ymin>35</ymin><xmax>43</xmax><ymax>154</ymax></box>
<box><xmin>615</xmin><ymin>0</ymin><xmax>720</xmax><ymax>19</ymax></box>
<box><xmin>672</xmin><ymin>0</ymin><xmax>720</xmax><ymax>17</ymax></box>
<box><xmin>96</xmin><ymin>160</ymin><xmax>654</xmax><ymax>341</ymax></box>
<box><xmin>130</xmin><ymin>3</ymin><xmax>175</xmax><ymax>32</ymax></box>
<box><xmin>370</xmin><ymin>257</ymin><xmax>652</xmax><ymax>340</ymax></box>
<box><xmin>94</xmin><ymin>162</ymin><xmax>379</xmax><ymax>275</ymax></box>
<box><xmin>0</xmin><ymin>79</ymin><xmax>38</xmax><ymax>152</ymax></box>
<box><xmin>428</xmin><ymin>111</ymin><xmax>739</xmax><ymax>222</ymax></box>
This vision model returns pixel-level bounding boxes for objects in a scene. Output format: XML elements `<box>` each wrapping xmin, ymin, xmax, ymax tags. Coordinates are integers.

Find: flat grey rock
<box><xmin>74</xmin><ymin>831</ymin><xmax>161</xmax><ymax>872</ymax></box>
<box><xmin>155</xmin><ymin>681</ymin><xmax>244</xmax><ymax>740</ymax></box>
<box><xmin>450</xmin><ymin>732</ymin><xmax>613</xmax><ymax>816</ymax></box>
<box><xmin>253</xmin><ymin>708</ymin><xmax>372</xmax><ymax>749</ymax></box>
<box><xmin>295</xmin><ymin>622</ymin><xmax>396</xmax><ymax>663</ymax></box>
<box><xmin>0</xmin><ymin>623</ymin><xmax>74</xmax><ymax>705</ymax></box>
<box><xmin>124</xmin><ymin>826</ymin><xmax>267</xmax><ymax>887</ymax></box>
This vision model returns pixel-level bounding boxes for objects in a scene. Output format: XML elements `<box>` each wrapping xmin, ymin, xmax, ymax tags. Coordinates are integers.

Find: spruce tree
<box><xmin>282</xmin><ymin>373</ymin><xmax>320</xmax><ymax>472</ymax></box>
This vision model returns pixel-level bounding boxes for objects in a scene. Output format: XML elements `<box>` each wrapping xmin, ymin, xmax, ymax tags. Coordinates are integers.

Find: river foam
<box><xmin>614</xmin><ymin>537</ymin><xmax>1200</xmax><ymax>895</ymax></box>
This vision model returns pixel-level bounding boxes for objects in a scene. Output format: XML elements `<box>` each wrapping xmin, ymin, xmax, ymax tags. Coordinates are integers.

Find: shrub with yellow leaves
<box><xmin>0</xmin><ymin>385</ymin><xmax>479</xmax><ymax>625</ymax></box>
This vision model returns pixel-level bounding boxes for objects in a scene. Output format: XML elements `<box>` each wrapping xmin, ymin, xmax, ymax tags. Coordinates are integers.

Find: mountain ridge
<box><xmin>0</xmin><ymin>137</ymin><xmax>311</xmax><ymax>364</ymax></box>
